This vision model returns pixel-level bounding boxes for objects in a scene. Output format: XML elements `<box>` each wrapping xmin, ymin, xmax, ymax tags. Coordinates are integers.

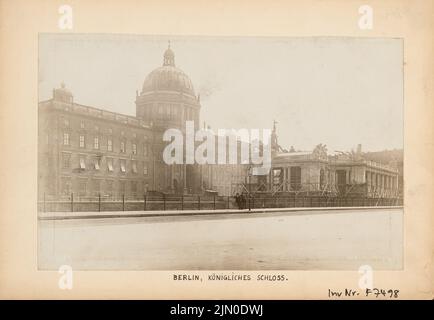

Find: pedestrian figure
<box><xmin>240</xmin><ymin>193</ymin><xmax>246</xmax><ymax>210</ymax></box>
<box><xmin>235</xmin><ymin>193</ymin><xmax>241</xmax><ymax>209</ymax></box>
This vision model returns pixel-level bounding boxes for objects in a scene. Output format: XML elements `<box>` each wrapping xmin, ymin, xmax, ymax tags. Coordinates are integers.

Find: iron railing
<box><xmin>38</xmin><ymin>193</ymin><xmax>403</xmax><ymax>213</ymax></box>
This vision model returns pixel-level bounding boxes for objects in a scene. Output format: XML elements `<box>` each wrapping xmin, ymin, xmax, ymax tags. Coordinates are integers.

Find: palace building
<box><xmin>38</xmin><ymin>45</ymin><xmax>401</xmax><ymax>201</ymax></box>
<box><xmin>38</xmin><ymin>45</ymin><xmax>203</xmax><ymax>199</ymax></box>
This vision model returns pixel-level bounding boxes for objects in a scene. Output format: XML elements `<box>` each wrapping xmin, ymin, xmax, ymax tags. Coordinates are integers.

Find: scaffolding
<box><xmin>231</xmin><ymin>179</ymin><xmax>401</xmax><ymax>203</ymax></box>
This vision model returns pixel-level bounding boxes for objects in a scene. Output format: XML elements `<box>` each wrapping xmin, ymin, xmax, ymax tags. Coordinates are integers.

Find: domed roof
<box><xmin>141</xmin><ymin>45</ymin><xmax>195</xmax><ymax>96</ymax></box>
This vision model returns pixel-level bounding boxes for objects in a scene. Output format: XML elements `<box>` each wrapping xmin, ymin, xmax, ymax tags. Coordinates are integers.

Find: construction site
<box><xmin>229</xmin><ymin>121</ymin><xmax>403</xmax><ymax>206</ymax></box>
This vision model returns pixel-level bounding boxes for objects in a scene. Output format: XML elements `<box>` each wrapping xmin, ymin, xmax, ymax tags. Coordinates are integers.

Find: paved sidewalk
<box><xmin>38</xmin><ymin>207</ymin><xmax>404</xmax><ymax>270</ymax></box>
<box><xmin>38</xmin><ymin>205</ymin><xmax>402</xmax><ymax>220</ymax></box>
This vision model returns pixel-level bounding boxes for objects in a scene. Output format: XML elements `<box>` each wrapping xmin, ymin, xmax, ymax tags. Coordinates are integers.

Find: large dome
<box><xmin>141</xmin><ymin>46</ymin><xmax>195</xmax><ymax>96</ymax></box>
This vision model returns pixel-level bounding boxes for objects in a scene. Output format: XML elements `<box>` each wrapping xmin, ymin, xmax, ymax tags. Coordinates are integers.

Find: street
<box><xmin>38</xmin><ymin>208</ymin><xmax>403</xmax><ymax>270</ymax></box>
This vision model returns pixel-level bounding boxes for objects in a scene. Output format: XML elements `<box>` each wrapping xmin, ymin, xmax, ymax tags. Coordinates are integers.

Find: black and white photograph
<box><xmin>37</xmin><ymin>34</ymin><xmax>404</xmax><ymax>270</ymax></box>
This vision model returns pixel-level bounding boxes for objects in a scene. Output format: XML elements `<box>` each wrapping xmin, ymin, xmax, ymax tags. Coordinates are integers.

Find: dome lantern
<box><xmin>163</xmin><ymin>41</ymin><xmax>175</xmax><ymax>66</ymax></box>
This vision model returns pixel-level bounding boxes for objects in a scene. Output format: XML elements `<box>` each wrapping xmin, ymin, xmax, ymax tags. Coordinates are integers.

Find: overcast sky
<box><xmin>39</xmin><ymin>34</ymin><xmax>403</xmax><ymax>153</ymax></box>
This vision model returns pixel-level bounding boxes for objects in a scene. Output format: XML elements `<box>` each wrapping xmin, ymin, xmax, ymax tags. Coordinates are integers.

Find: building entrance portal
<box><xmin>336</xmin><ymin>170</ymin><xmax>347</xmax><ymax>195</ymax></box>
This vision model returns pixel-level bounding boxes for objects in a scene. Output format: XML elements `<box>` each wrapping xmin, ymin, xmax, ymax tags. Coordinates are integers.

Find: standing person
<box><xmin>235</xmin><ymin>193</ymin><xmax>240</xmax><ymax>209</ymax></box>
<box><xmin>240</xmin><ymin>193</ymin><xmax>246</xmax><ymax>210</ymax></box>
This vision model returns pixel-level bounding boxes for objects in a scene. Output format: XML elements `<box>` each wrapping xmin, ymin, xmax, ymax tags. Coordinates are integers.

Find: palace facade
<box><xmin>38</xmin><ymin>46</ymin><xmax>205</xmax><ymax>199</ymax></box>
<box><xmin>38</xmin><ymin>45</ymin><xmax>402</xmax><ymax>201</ymax></box>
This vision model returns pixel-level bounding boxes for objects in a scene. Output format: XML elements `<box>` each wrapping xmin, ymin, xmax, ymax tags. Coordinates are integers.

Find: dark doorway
<box><xmin>290</xmin><ymin>166</ymin><xmax>301</xmax><ymax>191</ymax></box>
<box><xmin>336</xmin><ymin>170</ymin><xmax>347</xmax><ymax>195</ymax></box>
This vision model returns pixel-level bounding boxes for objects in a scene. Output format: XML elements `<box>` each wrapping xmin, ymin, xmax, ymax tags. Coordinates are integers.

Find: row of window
<box><xmin>62</xmin><ymin>154</ymin><xmax>149</xmax><ymax>175</ymax></box>
<box><xmin>60</xmin><ymin>178</ymin><xmax>149</xmax><ymax>196</ymax></box>
<box><xmin>60</xmin><ymin>118</ymin><xmax>149</xmax><ymax>139</ymax></box>
<box><xmin>62</xmin><ymin>132</ymin><xmax>149</xmax><ymax>155</ymax></box>
<box><xmin>139</xmin><ymin>104</ymin><xmax>197</xmax><ymax>121</ymax></box>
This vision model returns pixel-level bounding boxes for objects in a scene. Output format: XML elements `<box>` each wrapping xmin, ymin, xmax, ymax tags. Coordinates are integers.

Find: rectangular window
<box><xmin>94</xmin><ymin>137</ymin><xmax>99</xmax><ymax>149</ymax></box>
<box><xmin>63</xmin><ymin>132</ymin><xmax>70</xmax><ymax>145</ymax></box>
<box><xmin>61</xmin><ymin>177</ymin><xmax>71</xmax><ymax>195</ymax></box>
<box><xmin>131</xmin><ymin>181</ymin><xmax>137</xmax><ymax>194</ymax></box>
<box><xmin>143</xmin><ymin>163</ymin><xmax>148</xmax><ymax>175</ymax></box>
<box><xmin>105</xmin><ymin>180</ymin><xmax>113</xmax><ymax>196</ymax></box>
<box><xmin>62</xmin><ymin>153</ymin><xmax>70</xmax><ymax>169</ymax></box>
<box><xmin>94</xmin><ymin>157</ymin><xmax>100</xmax><ymax>170</ymax></box>
<box><xmin>80</xmin><ymin>121</ymin><xmax>85</xmax><ymax>129</ymax></box>
<box><xmin>120</xmin><ymin>141</ymin><xmax>125</xmax><ymax>153</ymax></box>
<box><xmin>107</xmin><ymin>138</ymin><xmax>113</xmax><ymax>151</ymax></box>
<box><xmin>79</xmin><ymin>179</ymin><xmax>87</xmax><ymax>196</ymax></box>
<box><xmin>119</xmin><ymin>181</ymin><xmax>126</xmax><ymax>195</ymax></box>
<box><xmin>132</xmin><ymin>161</ymin><xmax>137</xmax><ymax>173</ymax></box>
<box><xmin>120</xmin><ymin>159</ymin><xmax>126</xmax><ymax>173</ymax></box>
<box><xmin>79</xmin><ymin>156</ymin><xmax>86</xmax><ymax>169</ymax></box>
<box><xmin>132</xmin><ymin>143</ymin><xmax>137</xmax><ymax>155</ymax></box>
<box><xmin>79</xmin><ymin>135</ymin><xmax>85</xmax><ymax>148</ymax></box>
<box><xmin>91</xmin><ymin>179</ymin><xmax>100</xmax><ymax>194</ymax></box>
<box><xmin>107</xmin><ymin>158</ymin><xmax>113</xmax><ymax>172</ymax></box>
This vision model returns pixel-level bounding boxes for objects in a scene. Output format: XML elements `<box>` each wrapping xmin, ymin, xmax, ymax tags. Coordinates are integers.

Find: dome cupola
<box><xmin>136</xmin><ymin>43</ymin><xmax>201</xmax><ymax>129</ymax></box>
<box><xmin>141</xmin><ymin>43</ymin><xmax>195</xmax><ymax>96</ymax></box>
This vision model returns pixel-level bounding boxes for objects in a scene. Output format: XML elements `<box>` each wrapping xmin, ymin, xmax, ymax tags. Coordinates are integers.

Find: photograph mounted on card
<box><xmin>37</xmin><ymin>34</ymin><xmax>403</xmax><ymax>271</ymax></box>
